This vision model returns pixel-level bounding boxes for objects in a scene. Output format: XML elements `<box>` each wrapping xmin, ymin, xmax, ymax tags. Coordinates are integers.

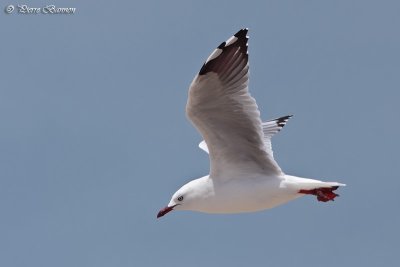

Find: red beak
<box><xmin>157</xmin><ymin>205</ymin><xmax>175</xmax><ymax>218</ymax></box>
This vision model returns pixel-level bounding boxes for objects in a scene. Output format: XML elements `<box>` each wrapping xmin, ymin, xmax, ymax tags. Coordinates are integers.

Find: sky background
<box><xmin>1</xmin><ymin>1</ymin><xmax>399</xmax><ymax>266</ymax></box>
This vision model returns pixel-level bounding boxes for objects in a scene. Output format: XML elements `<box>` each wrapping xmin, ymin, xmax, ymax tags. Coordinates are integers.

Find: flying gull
<box><xmin>157</xmin><ymin>29</ymin><xmax>345</xmax><ymax>218</ymax></box>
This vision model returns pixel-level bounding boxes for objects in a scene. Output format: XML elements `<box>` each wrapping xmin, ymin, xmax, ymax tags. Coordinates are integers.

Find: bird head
<box><xmin>157</xmin><ymin>184</ymin><xmax>191</xmax><ymax>218</ymax></box>
<box><xmin>157</xmin><ymin>176</ymin><xmax>211</xmax><ymax>218</ymax></box>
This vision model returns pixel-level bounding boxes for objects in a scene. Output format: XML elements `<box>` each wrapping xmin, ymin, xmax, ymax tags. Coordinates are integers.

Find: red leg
<box><xmin>299</xmin><ymin>186</ymin><xmax>339</xmax><ymax>202</ymax></box>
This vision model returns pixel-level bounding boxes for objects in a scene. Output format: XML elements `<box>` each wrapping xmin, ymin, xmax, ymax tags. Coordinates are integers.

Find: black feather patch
<box><xmin>199</xmin><ymin>28</ymin><xmax>249</xmax><ymax>76</ymax></box>
<box><xmin>276</xmin><ymin>115</ymin><xmax>293</xmax><ymax>129</ymax></box>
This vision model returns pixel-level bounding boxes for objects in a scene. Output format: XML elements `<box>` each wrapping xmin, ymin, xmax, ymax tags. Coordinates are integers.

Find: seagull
<box><xmin>157</xmin><ymin>29</ymin><xmax>345</xmax><ymax>218</ymax></box>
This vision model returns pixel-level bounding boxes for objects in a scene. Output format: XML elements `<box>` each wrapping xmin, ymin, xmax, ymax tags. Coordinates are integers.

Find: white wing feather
<box><xmin>187</xmin><ymin>29</ymin><xmax>283</xmax><ymax>179</ymax></box>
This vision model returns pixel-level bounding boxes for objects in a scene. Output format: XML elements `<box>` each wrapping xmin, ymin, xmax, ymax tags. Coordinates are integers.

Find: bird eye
<box><xmin>177</xmin><ymin>196</ymin><xmax>184</xmax><ymax>201</ymax></box>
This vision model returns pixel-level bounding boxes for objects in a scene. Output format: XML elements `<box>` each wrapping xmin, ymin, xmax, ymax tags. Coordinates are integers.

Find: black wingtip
<box><xmin>233</xmin><ymin>28</ymin><xmax>249</xmax><ymax>48</ymax></box>
<box><xmin>276</xmin><ymin>115</ymin><xmax>294</xmax><ymax>128</ymax></box>
<box><xmin>282</xmin><ymin>115</ymin><xmax>294</xmax><ymax>120</ymax></box>
<box><xmin>234</xmin><ymin>28</ymin><xmax>249</xmax><ymax>39</ymax></box>
<box><xmin>198</xmin><ymin>28</ymin><xmax>249</xmax><ymax>76</ymax></box>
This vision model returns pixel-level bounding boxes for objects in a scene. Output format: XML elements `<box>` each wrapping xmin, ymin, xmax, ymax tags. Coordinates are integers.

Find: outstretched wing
<box><xmin>261</xmin><ymin>115</ymin><xmax>292</xmax><ymax>157</ymax></box>
<box><xmin>186</xmin><ymin>29</ymin><xmax>284</xmax><ymax>179</ymax></box>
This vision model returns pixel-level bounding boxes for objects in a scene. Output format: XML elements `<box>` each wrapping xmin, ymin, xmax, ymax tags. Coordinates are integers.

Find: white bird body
<box><xmin>169</xmin><ymin>175</ymin><xmax>344</xmax><ymax>214</ymax></box>
<box><xmin>157</xmin><ymin>29</ymin><xmax>345</xmax><ymax>218</ymax></box>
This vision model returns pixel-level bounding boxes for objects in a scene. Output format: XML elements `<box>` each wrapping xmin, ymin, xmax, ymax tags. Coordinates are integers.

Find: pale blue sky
<box><xmin>1</xmin><ymin>1</ymin><xmax>399</xmax><ymax>266</ymax></box>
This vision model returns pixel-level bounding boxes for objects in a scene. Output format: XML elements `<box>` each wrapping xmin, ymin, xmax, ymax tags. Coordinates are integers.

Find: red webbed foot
<box><xmin>299</xmin><ymin>186</ymin><xmax>339</xmax><ymax>202</ymax></box>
